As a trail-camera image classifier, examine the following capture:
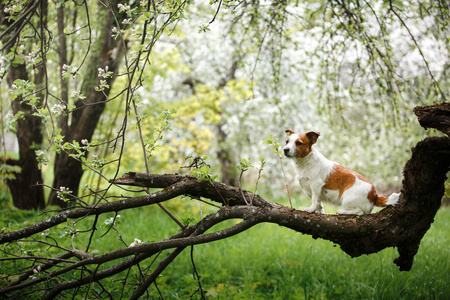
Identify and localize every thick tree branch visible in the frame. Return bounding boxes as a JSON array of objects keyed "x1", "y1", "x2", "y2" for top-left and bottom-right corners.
[
  {"x1": 1, "y1": 105, "x2": 449, "y2": 297},
  {"x1": 413, "y1": 102, "x2": 450, "y2": 136},
  {"x1": 110, "y1": 135, "x2": 450, "y2": 271}
]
